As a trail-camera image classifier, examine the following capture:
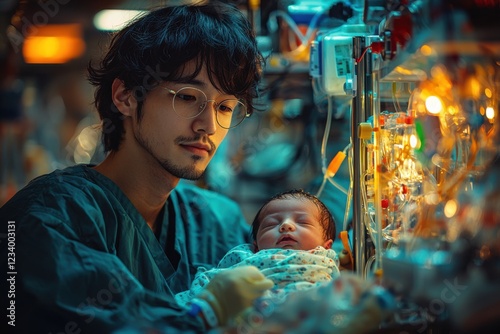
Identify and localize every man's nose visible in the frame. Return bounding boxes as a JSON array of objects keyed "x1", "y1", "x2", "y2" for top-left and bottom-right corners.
[{"x1": 194, "y1": 100, "x2": 218, "y2": 134}]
